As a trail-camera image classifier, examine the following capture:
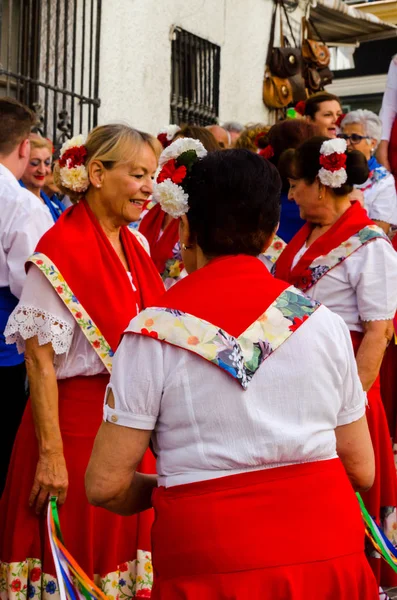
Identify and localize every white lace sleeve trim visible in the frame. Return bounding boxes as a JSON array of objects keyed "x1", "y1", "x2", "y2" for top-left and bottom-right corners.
[{"x1": 4, "y1": 305, "x2": 74, "y2": 355}]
